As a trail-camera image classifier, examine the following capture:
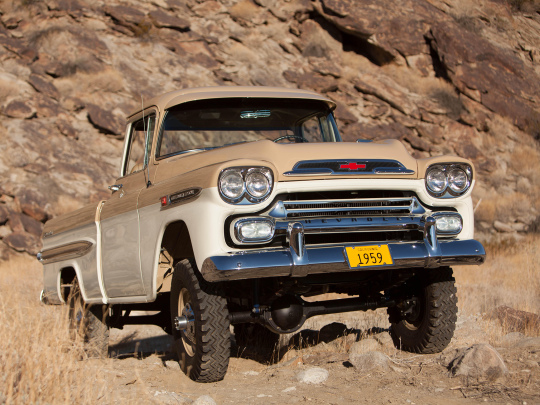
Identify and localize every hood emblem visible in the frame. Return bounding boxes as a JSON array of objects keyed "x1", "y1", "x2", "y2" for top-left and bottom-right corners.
[{"x1": 340, "y1": 162, "x2": 366, "y2": 171}]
